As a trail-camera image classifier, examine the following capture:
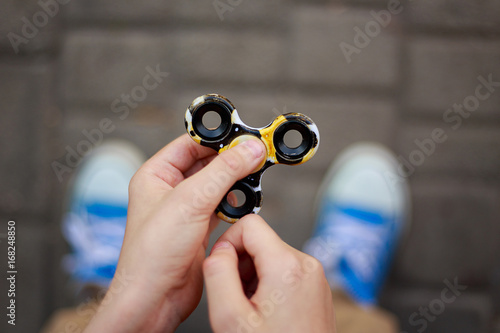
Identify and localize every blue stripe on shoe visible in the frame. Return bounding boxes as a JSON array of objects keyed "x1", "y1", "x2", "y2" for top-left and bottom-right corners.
[
  {"x1": 96, "y1": 265, "x2": 118, "y2": 279},
  {"x1": 86, "y1": 202, "x2": 128, "y2": 218},
  {"x1": 338, "y1": 206, "x2": 385, "y2": 225}
]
